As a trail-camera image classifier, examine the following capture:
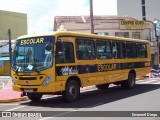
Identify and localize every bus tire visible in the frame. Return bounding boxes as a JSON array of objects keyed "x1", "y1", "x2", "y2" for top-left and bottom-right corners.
[
  {"x1": 62, "y1": 80, "x2": 80, "y2": 103},
  {"x1": 96, "y1": 83, "x2": 109, "y2": 90},
  {"x1": 121, "y1": 73, "x2": 135, "y2": 89},
  {"x1": 27, "y1": 93, "x2": 42, "y2": 102}
]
